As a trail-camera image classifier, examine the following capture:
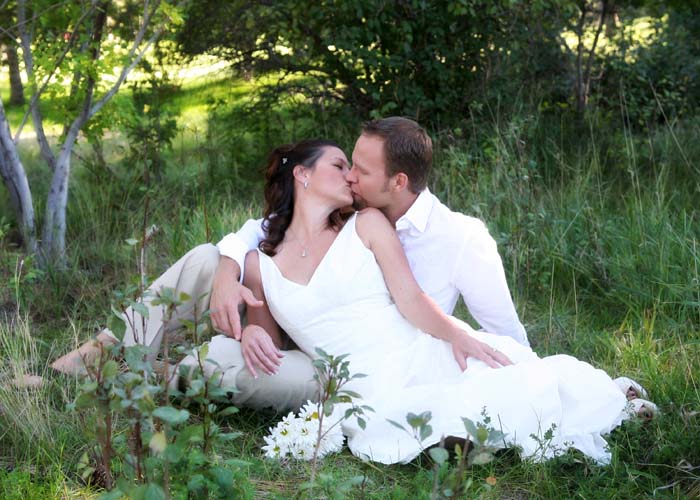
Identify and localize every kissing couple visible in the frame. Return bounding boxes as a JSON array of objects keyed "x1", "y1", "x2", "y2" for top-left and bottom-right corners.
[{"x1": 53, "y1": 117, "x2": 655, "y2": 464}]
